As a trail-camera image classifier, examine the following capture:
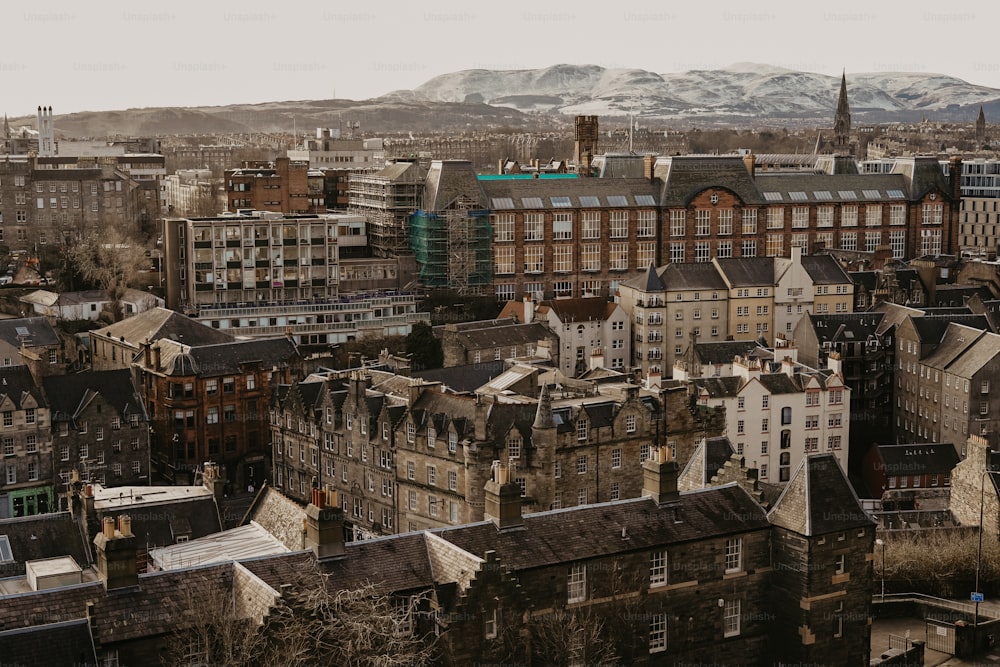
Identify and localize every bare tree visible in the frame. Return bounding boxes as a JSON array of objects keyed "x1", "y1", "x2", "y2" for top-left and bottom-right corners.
[
  {"x1": 64, "y1": 221, "x2": 148, "y2": 322},
  {"x1": 164, "y1": 563, "x2": 437, "y2": 667},
  {"x1": 528, "y1": 607, "x2": 622, "y2": 667},
  {"x1": 163, "y1": 580, "x2": 270, "y2": 667},
  {"x1": 258, "y1": 570, "x2": 438, "y2": 667}
]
